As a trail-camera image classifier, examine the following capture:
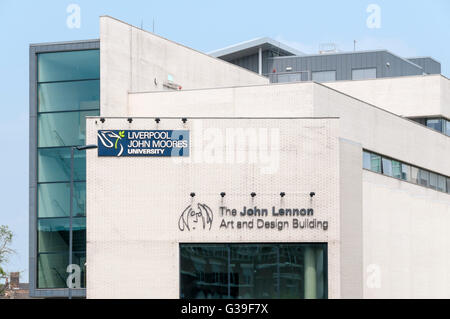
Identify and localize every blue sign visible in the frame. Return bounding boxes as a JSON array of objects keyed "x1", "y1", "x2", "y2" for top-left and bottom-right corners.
[{"x1": 97, "y1": 130, "x2": 189, "y2": 157}]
